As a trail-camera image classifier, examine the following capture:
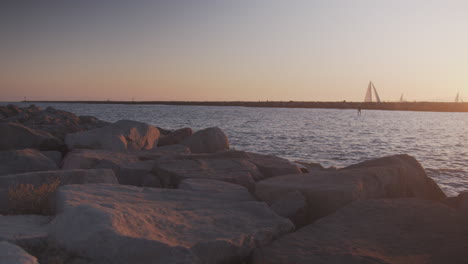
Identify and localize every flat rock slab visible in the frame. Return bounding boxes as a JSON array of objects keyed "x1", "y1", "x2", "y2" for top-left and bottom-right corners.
[
  {"x1": 153, "y1": 150, "x2": 301, "y2": 189},
  {"x1": 251, "y1": 199, "x2": 468, "y2": 264},
  {"x1": 0, "y1": 149, "x2": 57, "y2": 176},
  {"x1": 62, "y1": 149, "x2": 154, "y2": 186},
  {"x1": 178, "y1": 178, "x2": 255, "y2": 201},
  {"x1": 0, "y1": 215, "x2": 49, "y2": 246},
  {"x1": 0, "y1": 241, "x2": 38, "y2": 264},
  {"x1": 51, "y1": 184, "x2": 293, "y2": 264}
]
